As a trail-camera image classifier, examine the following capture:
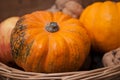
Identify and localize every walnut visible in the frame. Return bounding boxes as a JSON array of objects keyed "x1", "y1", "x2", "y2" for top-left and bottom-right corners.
[
  {"x1": 47, "y1": 0, "x2": 83, "y2": 18},
  {"x1": 47, "y1": 5, "x2": 59, "y2": 12},
  {"x1": 62, "y1": 1, "x2": 83, "y2": 18},
  {"x1": 102, "y1": 48, "x2": 120, "y2": 67},
  {"x1": 55, "y1": 0, "x2": 78, "y2": 10}
]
